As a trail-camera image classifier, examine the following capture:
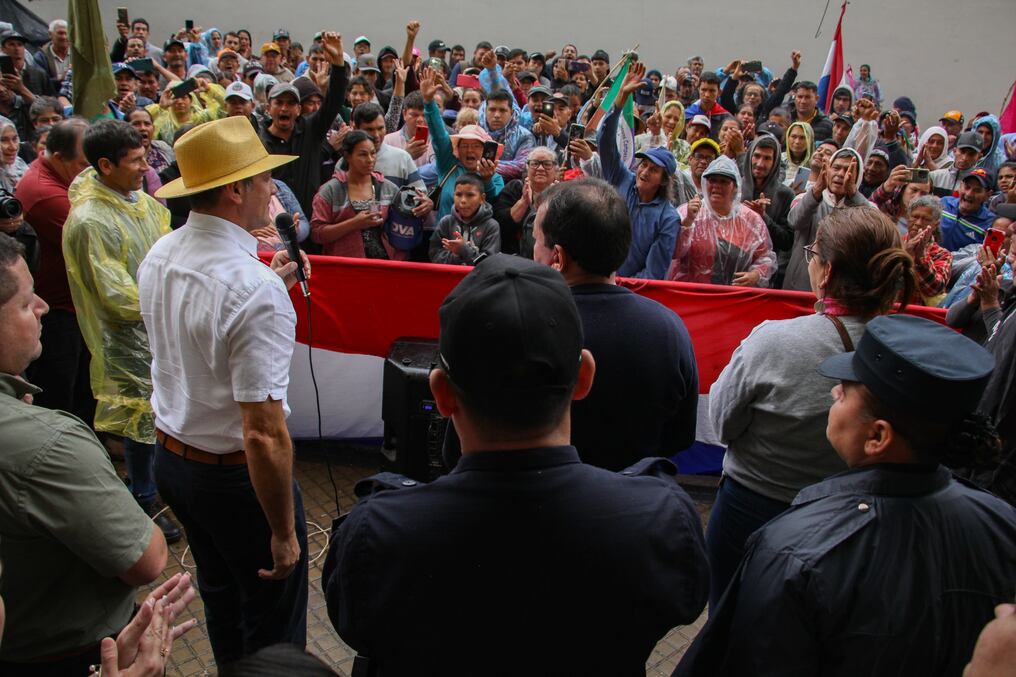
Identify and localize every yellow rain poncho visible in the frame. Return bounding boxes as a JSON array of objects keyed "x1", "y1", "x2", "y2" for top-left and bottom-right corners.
[
  {"x1": 62, "y1": 168, "x2": 171, "y2": 443},
  {"x1": 146, "y1": 83, "x2": 227, "y2": 145}
]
